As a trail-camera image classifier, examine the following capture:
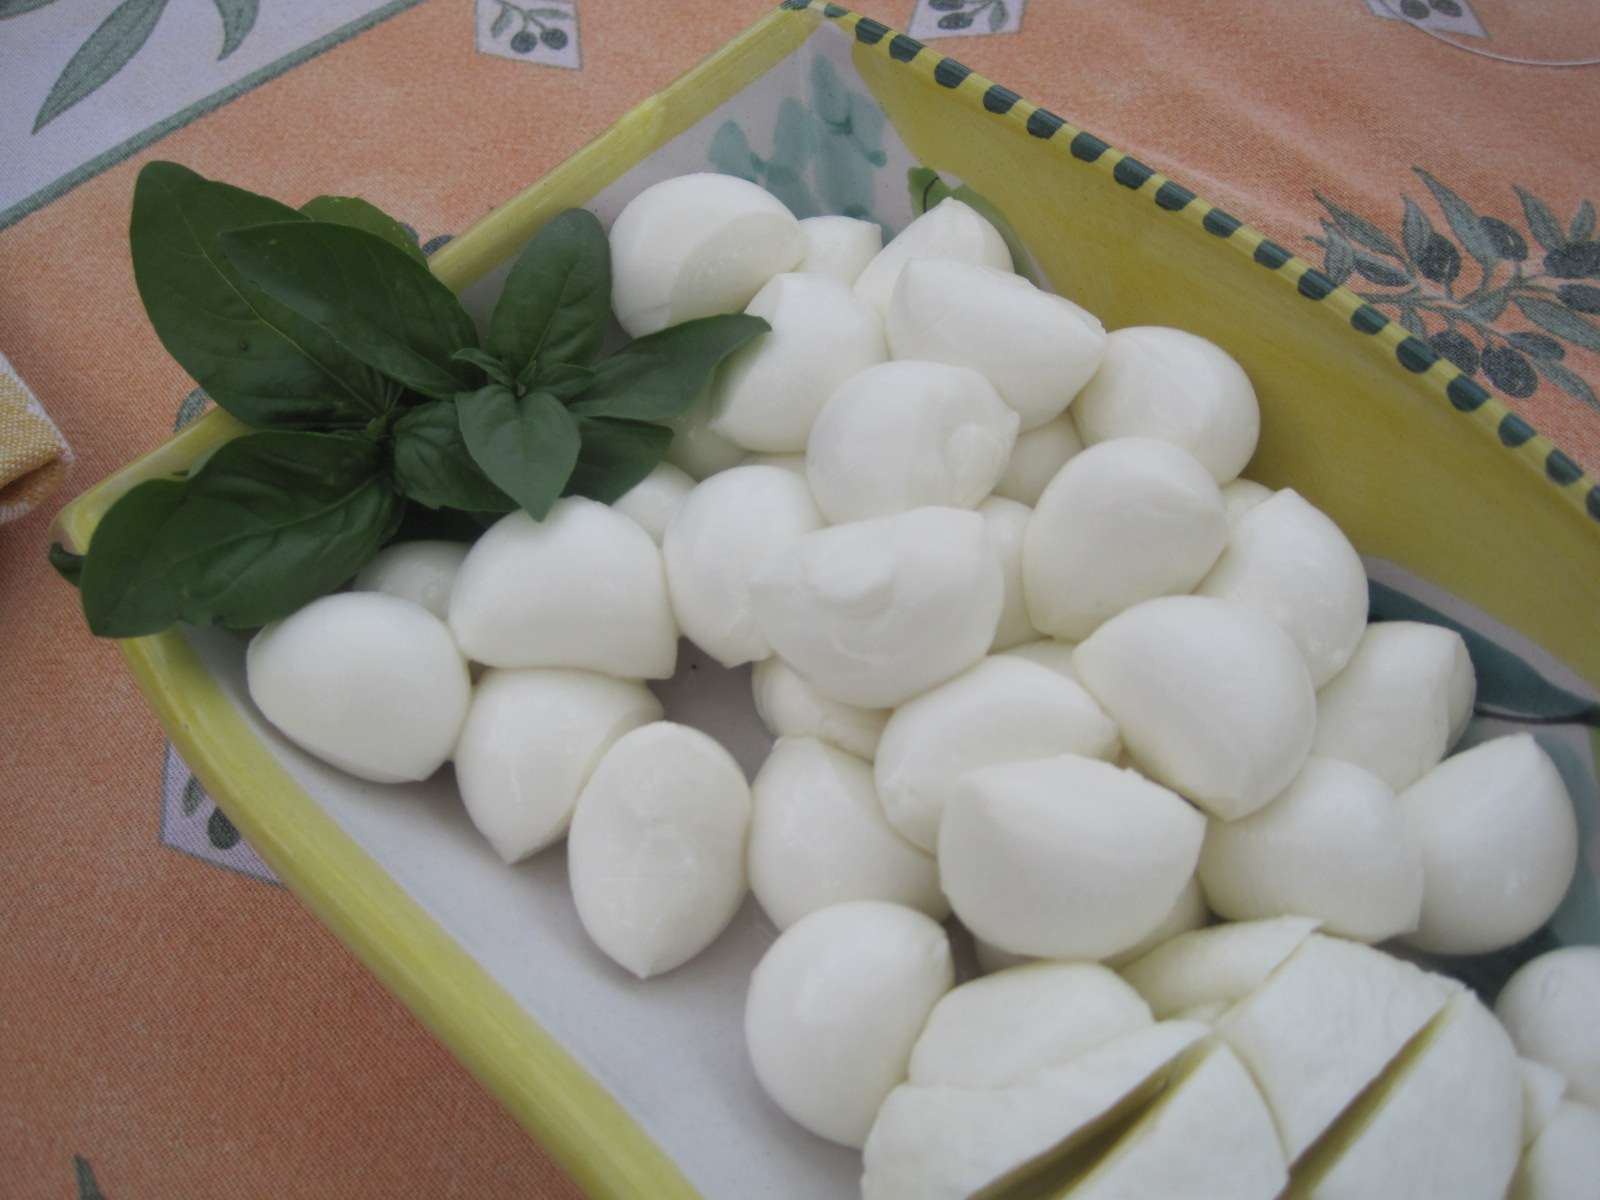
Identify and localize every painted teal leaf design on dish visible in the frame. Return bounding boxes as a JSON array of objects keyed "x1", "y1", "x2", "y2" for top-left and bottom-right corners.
[
  {"x1": 210, "y1": 0, "x2": 257, "y2": 59},
  {"x1": 33, "y1": 0, "x2": 169, "y2": 133},
  {"x1": 0, "y1": 0, "x2": 62, "y2": 18}
]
